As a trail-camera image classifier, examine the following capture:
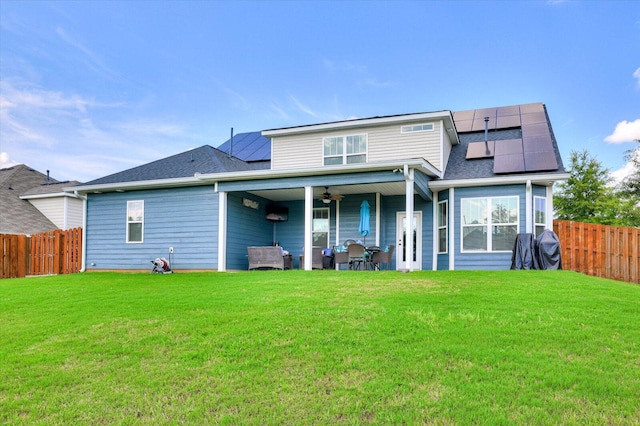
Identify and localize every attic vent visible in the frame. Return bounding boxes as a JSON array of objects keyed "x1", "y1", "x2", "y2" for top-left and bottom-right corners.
[{"x1": 401, "y1": 123, "x2": 434, "y2": 133}]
